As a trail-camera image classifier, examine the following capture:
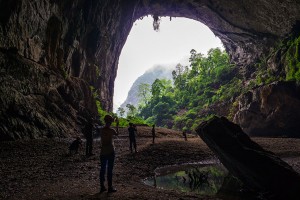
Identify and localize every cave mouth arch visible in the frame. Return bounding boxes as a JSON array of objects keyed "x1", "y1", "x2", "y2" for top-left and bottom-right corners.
[
  {"x1": 1, "y1": 0, "x2": 300, "y2": 140},
  {"x1": 114, "y1": 16, "x2": 224, "y2": 111},
  {"x1": 89, "y1": 0, "x2": 300, "y2": 113}
]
